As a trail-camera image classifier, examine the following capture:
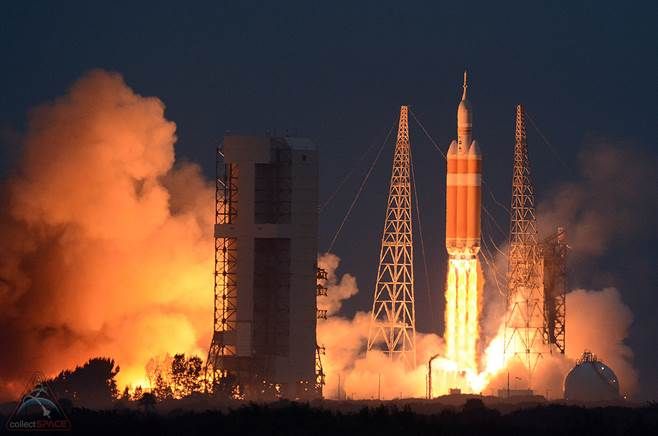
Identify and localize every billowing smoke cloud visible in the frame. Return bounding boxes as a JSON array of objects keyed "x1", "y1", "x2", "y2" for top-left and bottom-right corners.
[
  {"x1": 537, "y1": 142, "x2": 657, "y2": 264},
  {"x1": 317, "y1": 253, "x2": 358, "y2": 316},
  {"x1": 532, "y1": 142, "x2": 652, "y2": 395},
  {"x1": 0, "y1": 70, "x2": 214, "y2": 400},
  {"x1": 317, "y1": 253, "x2": 444, "y2": 399},
  {"x1": 479, "y1": 141, "x2": 653, "y2": 397},
  {"x1": 481, "y1": 286, "x2": 636, "y2": 398},
  {"x1": 565, "y1": 287, "x2": 636, "y2": 391}
]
